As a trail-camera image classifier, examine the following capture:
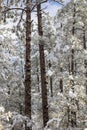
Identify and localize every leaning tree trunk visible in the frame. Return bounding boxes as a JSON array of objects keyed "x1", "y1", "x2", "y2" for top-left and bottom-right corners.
[
  {"x1": 25, "y1": 0, "x2": 32, "y2": 130},
  {"x1": 37, "y1": 3, "x2": 49, "y2": 127}
]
